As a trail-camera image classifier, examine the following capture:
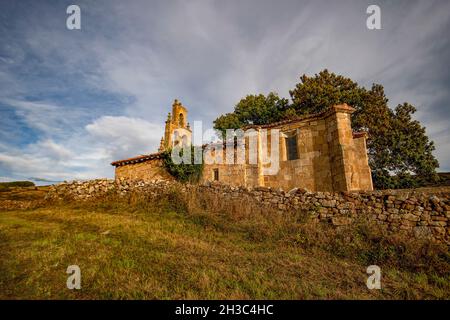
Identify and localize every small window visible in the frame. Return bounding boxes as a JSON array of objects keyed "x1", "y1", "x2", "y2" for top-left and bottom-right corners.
[
  {"x1": 179, "y1": 113, "x2": 184, "y2": 126},
  {"x1": 213, "y1": 169, "x2": 219, "y2": 181},
  {"x1": 286, "y1": 135, "x2": 298, "y2": 160}
]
